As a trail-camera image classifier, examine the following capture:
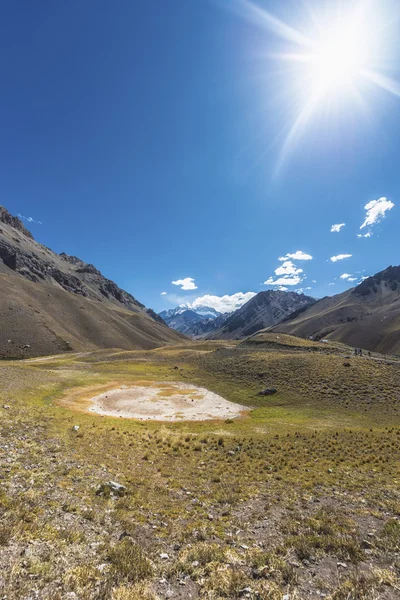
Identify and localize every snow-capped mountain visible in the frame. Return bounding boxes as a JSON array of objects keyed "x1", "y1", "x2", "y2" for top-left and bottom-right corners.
[
  {"x1": 158, "y1": 305, "x2": 223, "y2": 336},
  {"x1": 159, "y1": 305, "x2": 221, "y2": 322}
]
